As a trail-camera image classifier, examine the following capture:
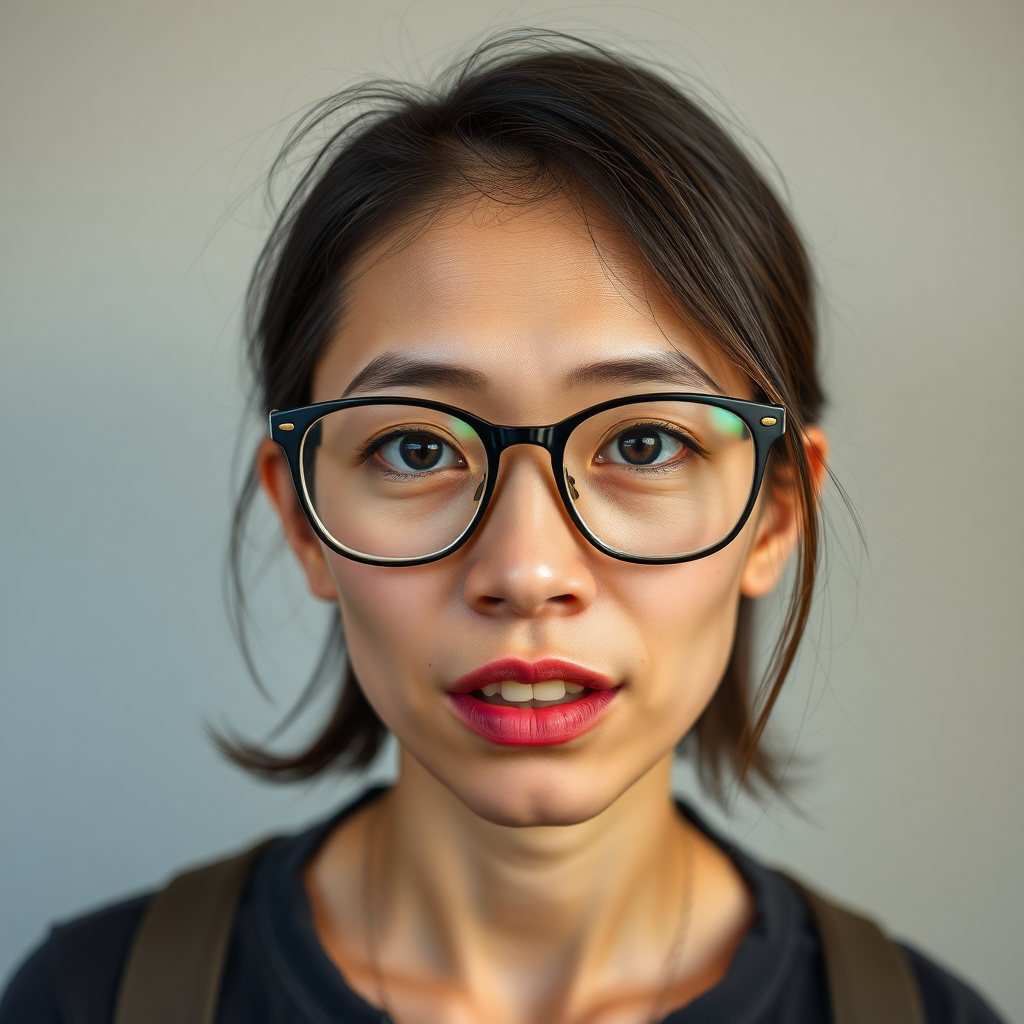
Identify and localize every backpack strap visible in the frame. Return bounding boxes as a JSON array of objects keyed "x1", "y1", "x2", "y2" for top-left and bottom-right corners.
[
  {"x1": 113, "y1": 839, "x2": 277, "y2": 1024},
  {"x1": 784, "y1": 874, "x2": 925, "y2": 1024}
]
